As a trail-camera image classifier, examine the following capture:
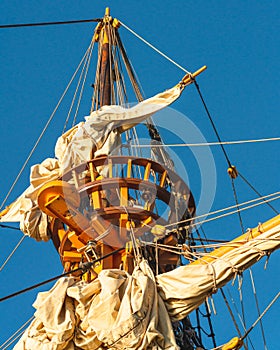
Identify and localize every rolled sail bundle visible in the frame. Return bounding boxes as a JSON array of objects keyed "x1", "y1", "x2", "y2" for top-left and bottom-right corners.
[
  {"x1": 14, "y1": 217, "x2": 280, "y2": 349},
  {"x1": 0, "y1": 83, "x2": 184, "y2": 242}
]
